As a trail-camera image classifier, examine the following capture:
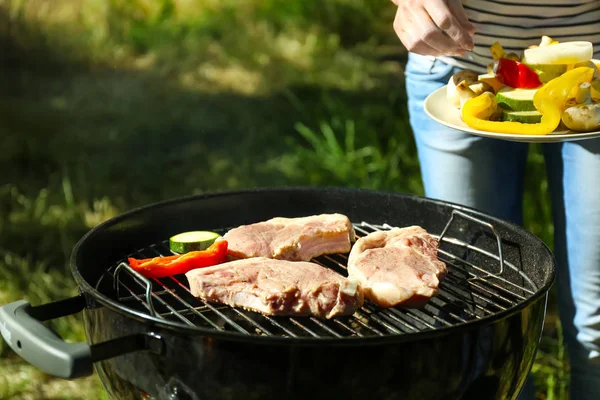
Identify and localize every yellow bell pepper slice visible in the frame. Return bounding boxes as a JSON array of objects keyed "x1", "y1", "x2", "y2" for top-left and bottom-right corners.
[
  {"x1": 461, "y1": 67, "x2": 594, "y2": 135},
  {"x1": 490, "y1": 42, "x2": 505, "y2": 61}
]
